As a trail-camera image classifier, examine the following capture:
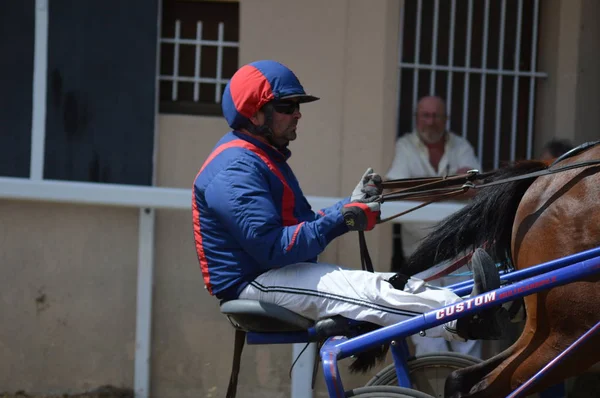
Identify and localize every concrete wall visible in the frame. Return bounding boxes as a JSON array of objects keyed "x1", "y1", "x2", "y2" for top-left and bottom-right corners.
[
  {"x1": 0, "y1": 201, "x2": 138, "y2": 393},
  {"x1": 535, "y1": 0, "x2": 600, "y2": 156}
]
